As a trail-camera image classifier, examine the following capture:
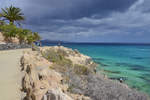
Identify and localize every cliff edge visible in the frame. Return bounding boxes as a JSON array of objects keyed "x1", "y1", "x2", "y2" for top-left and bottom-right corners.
[{"x1": 20, "y1": 46, "x2": 149, "y2": 100}]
